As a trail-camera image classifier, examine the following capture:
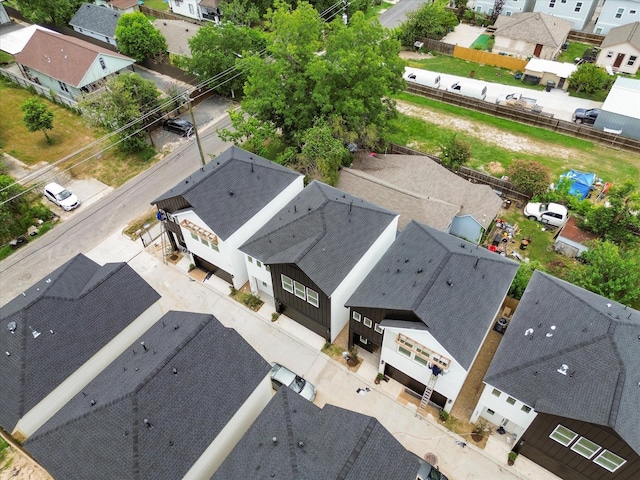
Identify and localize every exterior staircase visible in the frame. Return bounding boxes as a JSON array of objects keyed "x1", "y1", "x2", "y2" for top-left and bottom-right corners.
[{"x1": 416, "y1": 373, "x2": 438, "y2": 419}]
